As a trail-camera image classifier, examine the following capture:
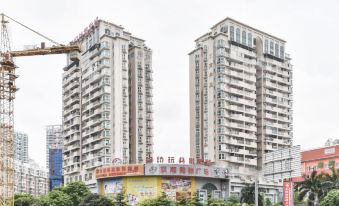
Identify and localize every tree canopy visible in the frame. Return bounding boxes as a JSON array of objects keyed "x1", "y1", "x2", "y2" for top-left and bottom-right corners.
[{"x1": 79, "y1": 193, "x2": 113, "y2": 206}]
